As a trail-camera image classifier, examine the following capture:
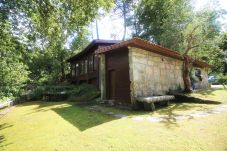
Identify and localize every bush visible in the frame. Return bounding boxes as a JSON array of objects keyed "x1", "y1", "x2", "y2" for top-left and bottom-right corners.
[
  {"x1": 29, "y1": 86, "x2": 46, "y2": 100},
  {"x1": 68, "y1": 89, "x2": 101, "y2": 102},
  {"x1": 29, "y1": 84, "x2": 100, "y2": 102},
  {"x1": 217, "y1": 74, "x2": 227, "y2": 83},
  {"x1": 0, "y1": 96, "x2": 13, "y2": 103},
  {"x1": 0, "y1": 61, "x2": 29, "y2": 101},
  {"x1": 217, "y1": 74, "x2": 227, "y2": 88}
]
